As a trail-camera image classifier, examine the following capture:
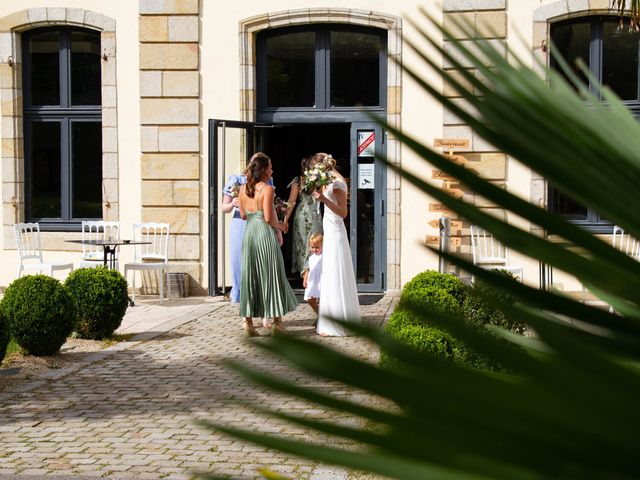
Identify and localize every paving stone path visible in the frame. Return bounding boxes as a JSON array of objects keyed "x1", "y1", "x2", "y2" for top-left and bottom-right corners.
[{"x1": 0, "y1": 296, "x2": 396, "y2": 479}]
